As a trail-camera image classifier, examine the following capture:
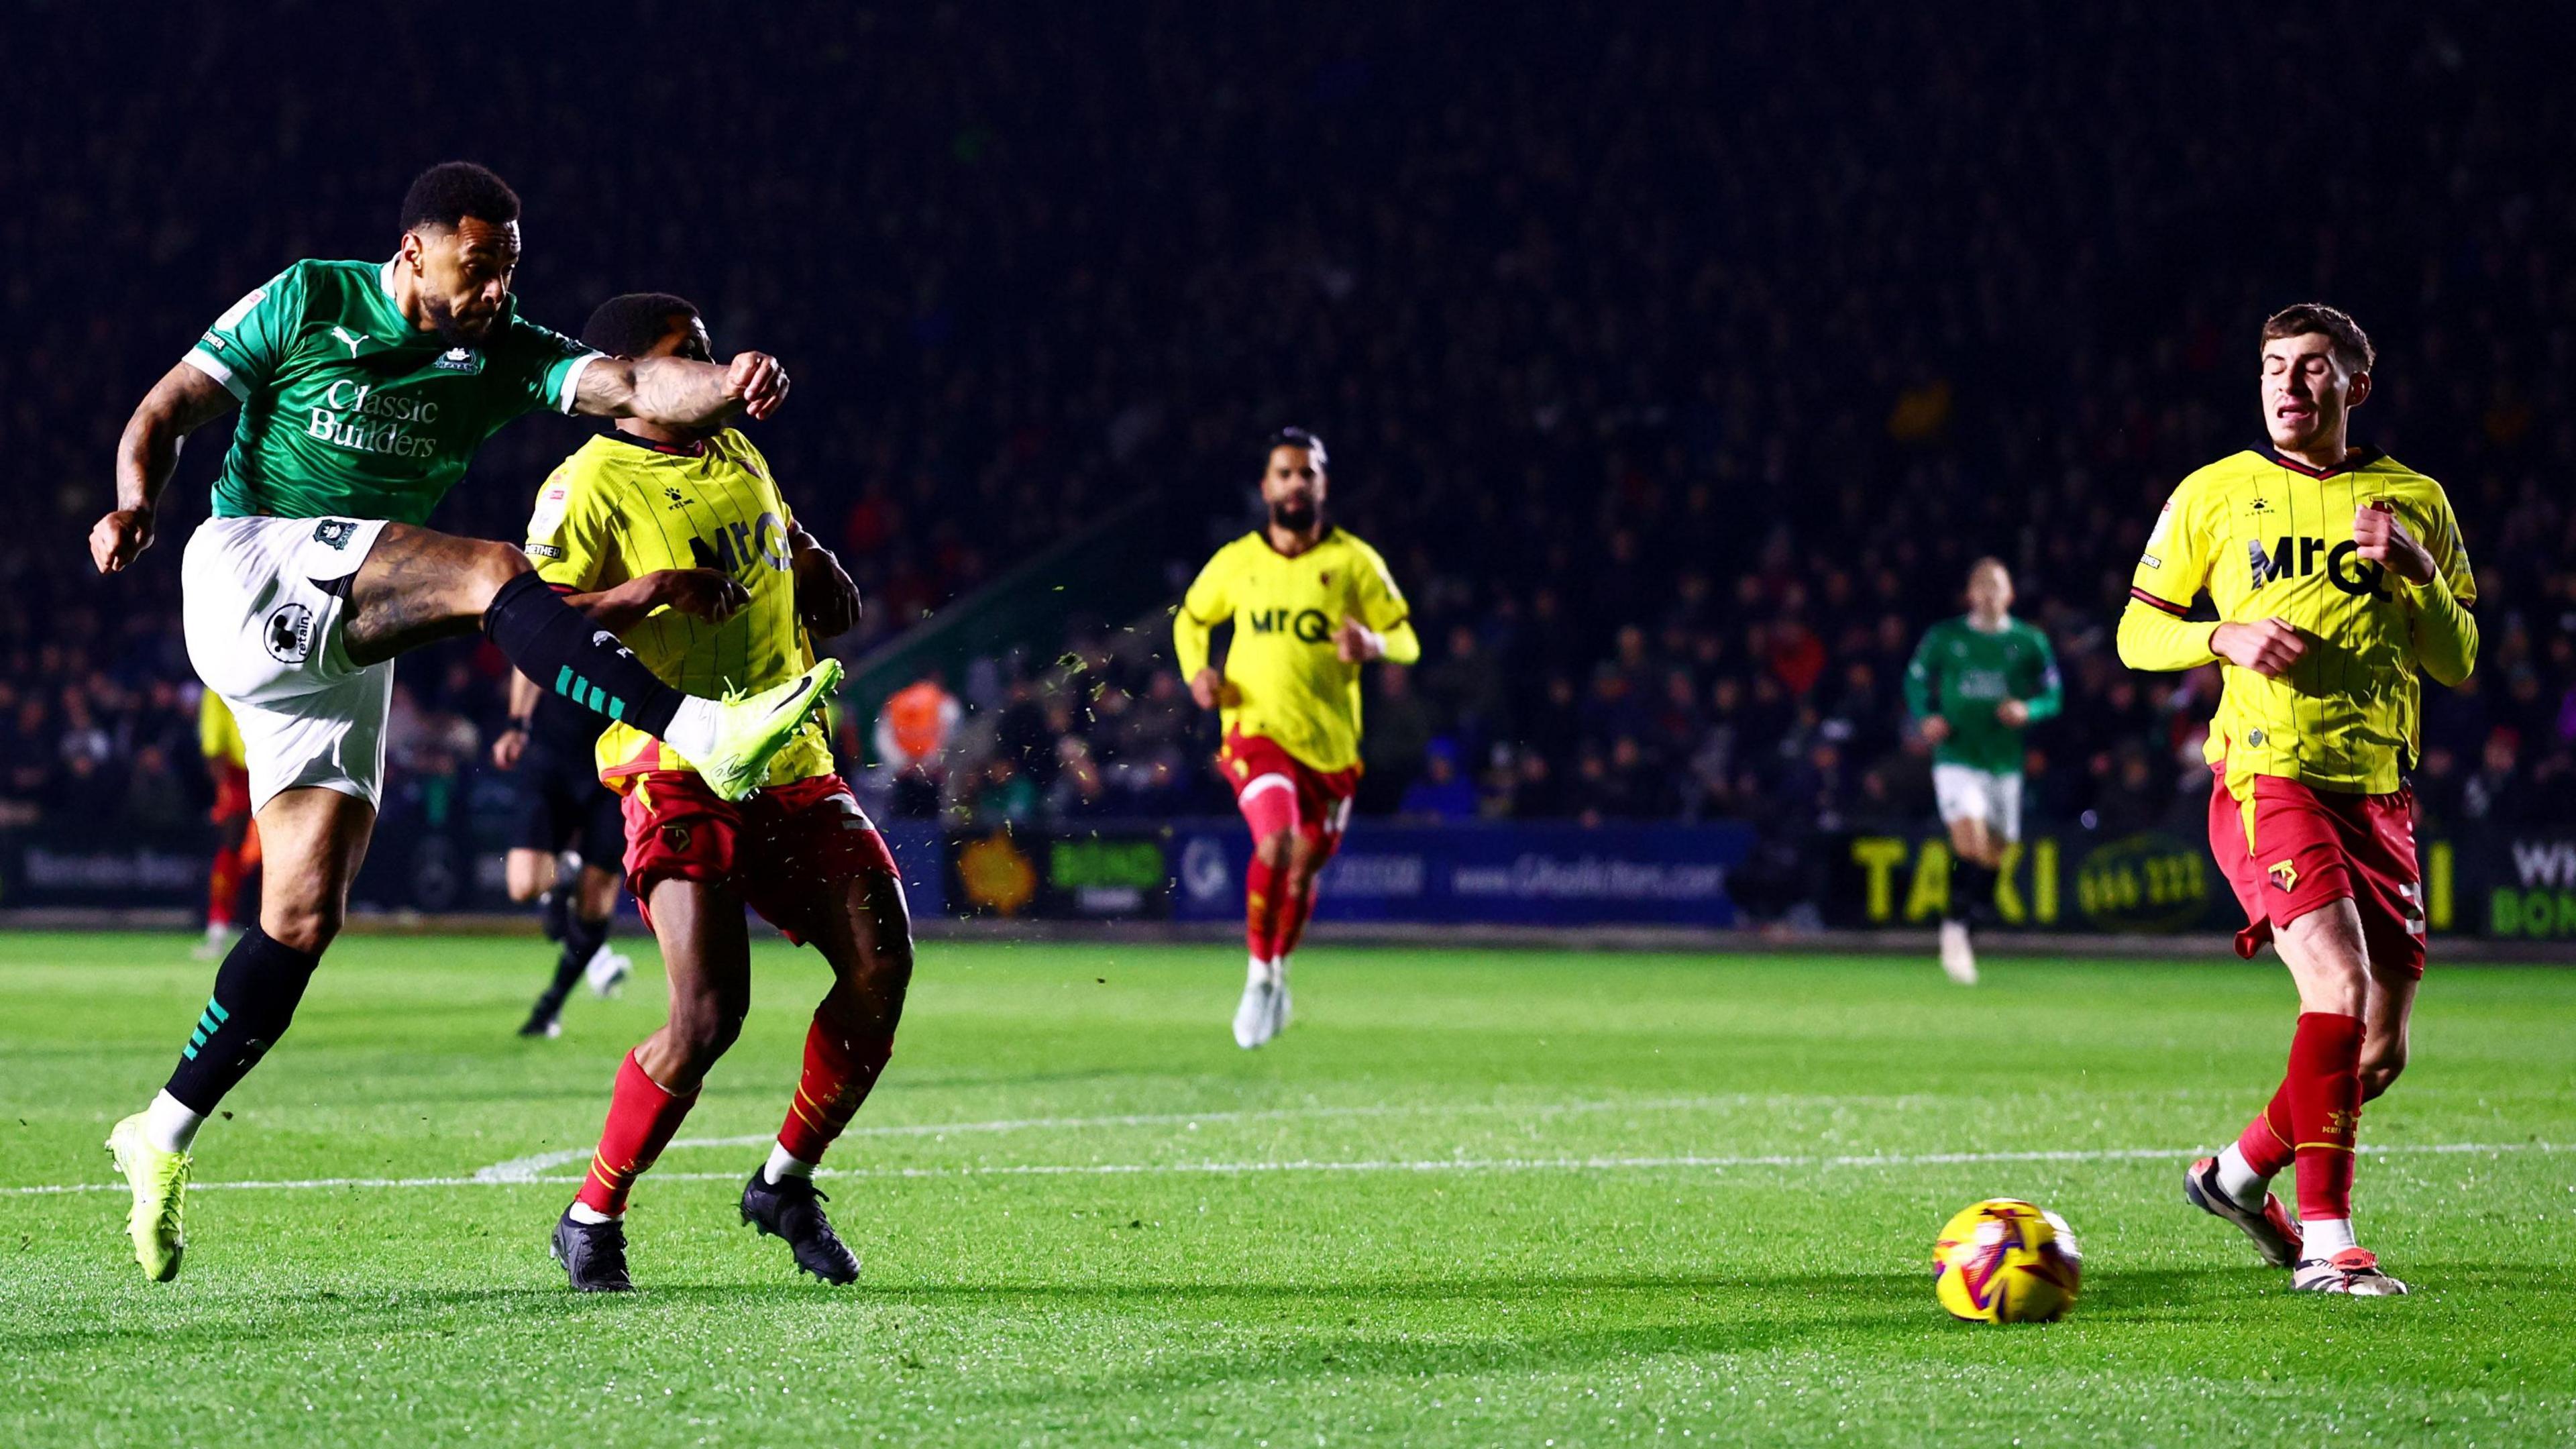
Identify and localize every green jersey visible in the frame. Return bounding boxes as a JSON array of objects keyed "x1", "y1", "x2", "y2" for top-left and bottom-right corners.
[
  {"x1": 1902, "y1": 615, "x2": 2061, "y2": 774},
  {"x1": 183, "y1": 259, "x2": 598, "y2": 526}
]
